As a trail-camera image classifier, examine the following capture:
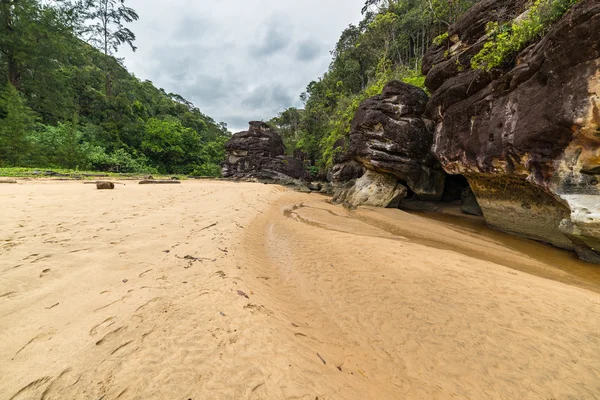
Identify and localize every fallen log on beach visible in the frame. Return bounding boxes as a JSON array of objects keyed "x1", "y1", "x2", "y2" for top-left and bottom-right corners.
[
  {"x1": 139, "y1": 180, "x2": 181, "y2": 185},
  {"x1": 84, "y1": 181, "x2": 125, "y2": 185}
]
